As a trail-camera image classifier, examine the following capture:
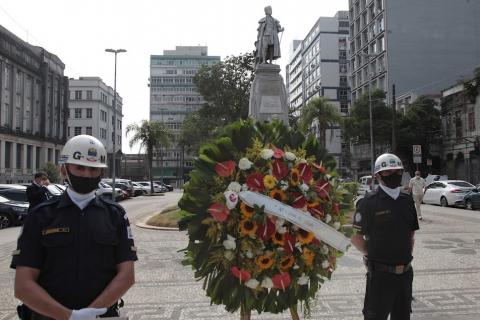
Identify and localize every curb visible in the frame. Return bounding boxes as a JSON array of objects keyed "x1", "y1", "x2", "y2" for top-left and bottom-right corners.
[{"x1": 135, "y1": 203, "x2": 180, "y2": 231}]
